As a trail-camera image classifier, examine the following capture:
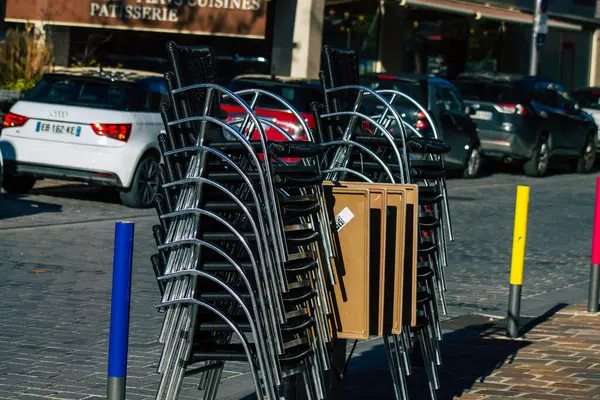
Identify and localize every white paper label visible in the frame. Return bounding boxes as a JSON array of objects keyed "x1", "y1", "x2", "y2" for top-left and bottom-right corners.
[{"x1": 333, "y1": 207, "x2": 355, "y2": 232}]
